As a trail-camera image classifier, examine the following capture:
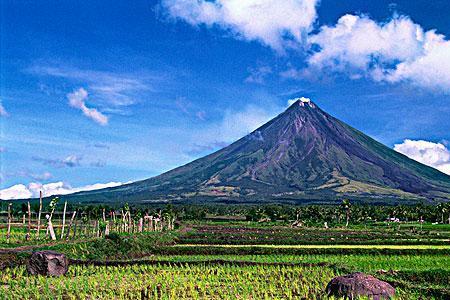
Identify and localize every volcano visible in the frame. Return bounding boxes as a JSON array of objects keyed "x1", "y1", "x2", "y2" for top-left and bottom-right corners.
[{"x1": 73, "y1": 99, "x2": 450, "y2": 204}]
